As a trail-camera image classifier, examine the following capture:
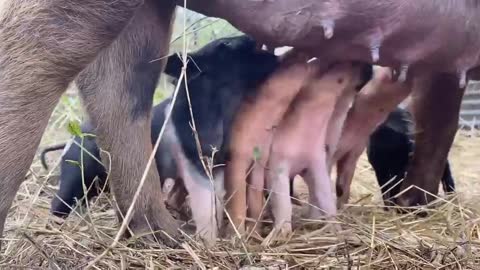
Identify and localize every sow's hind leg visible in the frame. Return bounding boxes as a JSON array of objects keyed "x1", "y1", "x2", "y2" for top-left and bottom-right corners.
[
  {"x1": 76, "y1": 0, "x2": 180, "y2": 245},
  {"x1": 396, "y1": 73, "x2": 464, "y2": 207},
  {"x1": 0, "y1": 0, "x2": 142, "y2": 247}
]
